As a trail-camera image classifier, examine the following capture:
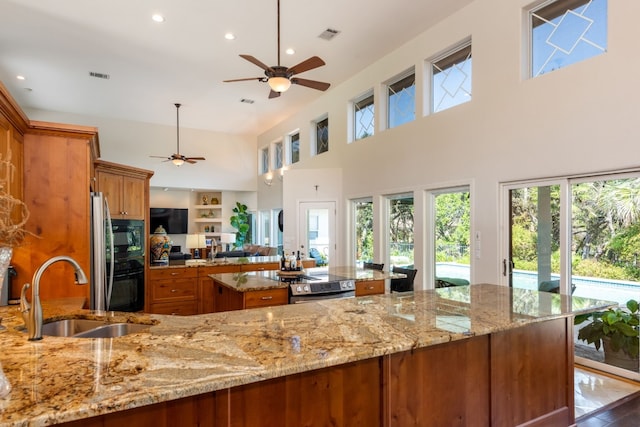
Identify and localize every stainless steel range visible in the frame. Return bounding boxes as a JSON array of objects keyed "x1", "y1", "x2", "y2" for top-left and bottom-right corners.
[{"x1": 288, "y1": 273, "x2": 355, "y2": 304}]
